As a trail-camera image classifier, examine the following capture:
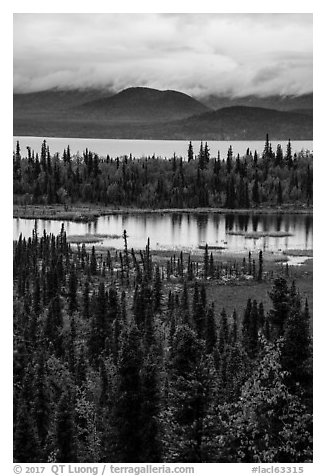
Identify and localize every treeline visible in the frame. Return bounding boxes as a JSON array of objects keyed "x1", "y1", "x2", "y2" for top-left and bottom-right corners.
[
  {"x1": 13, "y1": 136, "x2": 313, "y2": 208},
  {"x1": 13, "y1": 227, "x2": 312, "y2": 463}
]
